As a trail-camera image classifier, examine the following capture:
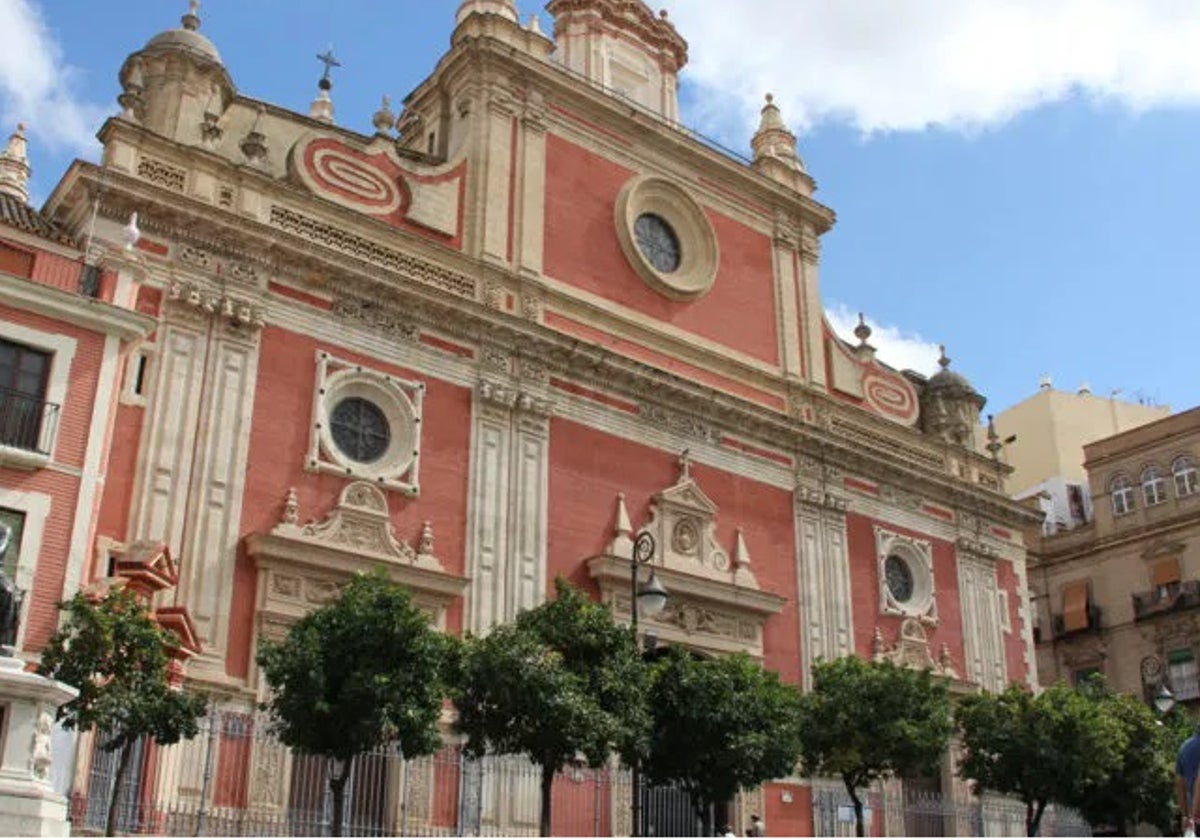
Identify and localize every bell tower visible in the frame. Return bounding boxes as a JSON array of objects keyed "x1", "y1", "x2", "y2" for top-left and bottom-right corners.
[{"x1": 547, "y1": 0, "x2": 688, "y2": 121}]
